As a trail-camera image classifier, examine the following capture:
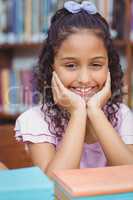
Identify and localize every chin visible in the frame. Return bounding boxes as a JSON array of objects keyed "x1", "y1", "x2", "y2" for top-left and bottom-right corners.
[
  {"x1": 77, "y1": 93, "x2": 95, "y2": 103},
  {"x1": 81, "y1": 95, "x2": 92, "y2": 103}
]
